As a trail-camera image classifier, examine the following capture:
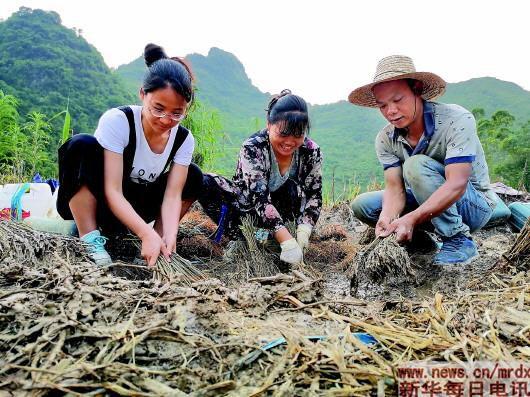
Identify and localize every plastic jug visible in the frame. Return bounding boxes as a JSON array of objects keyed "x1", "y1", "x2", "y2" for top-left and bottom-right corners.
[
  {"x1": 47, "y1": 187, "x2": 61, "y2": 219},
  {"x1": 0, "y1": 183, "x2": 54, "y2": 220}
]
